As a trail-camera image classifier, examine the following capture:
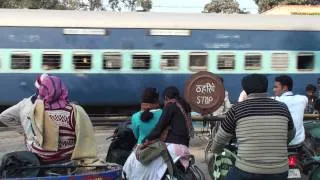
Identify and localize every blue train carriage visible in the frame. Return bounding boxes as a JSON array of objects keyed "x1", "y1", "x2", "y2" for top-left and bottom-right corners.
[{"x1": 0, "y1": 9, "x2": 319, "y2": 112}]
